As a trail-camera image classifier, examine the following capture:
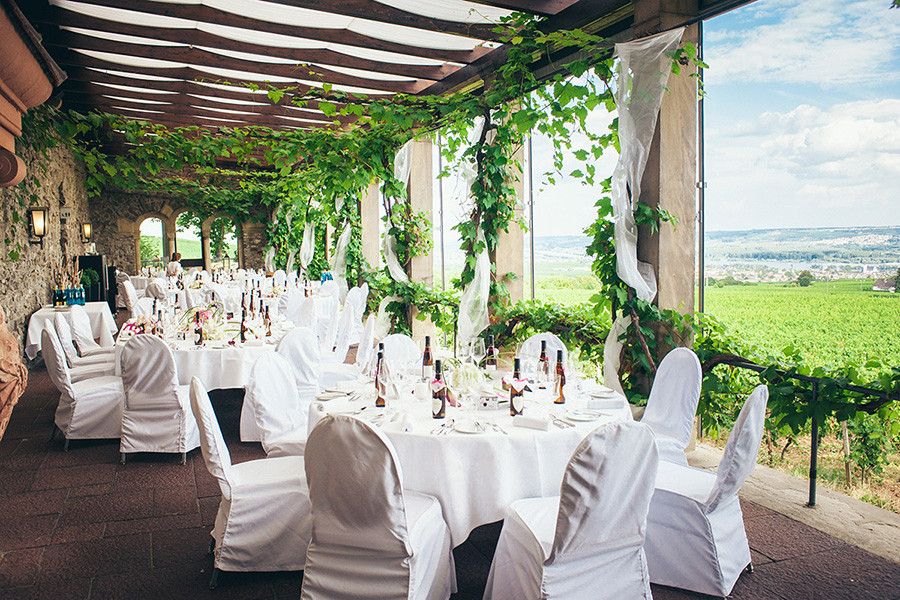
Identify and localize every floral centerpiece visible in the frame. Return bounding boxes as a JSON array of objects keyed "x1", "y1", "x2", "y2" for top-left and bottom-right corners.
[
  {"x1": 447, "y1": 362, "x2": 486, "y2": 397},
  {"x1": 177, "y1": 302, "x2": 226, "y2": 340},
  {"x1": 122, "y1": 315, "x2": 154, "y2": 335}
]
